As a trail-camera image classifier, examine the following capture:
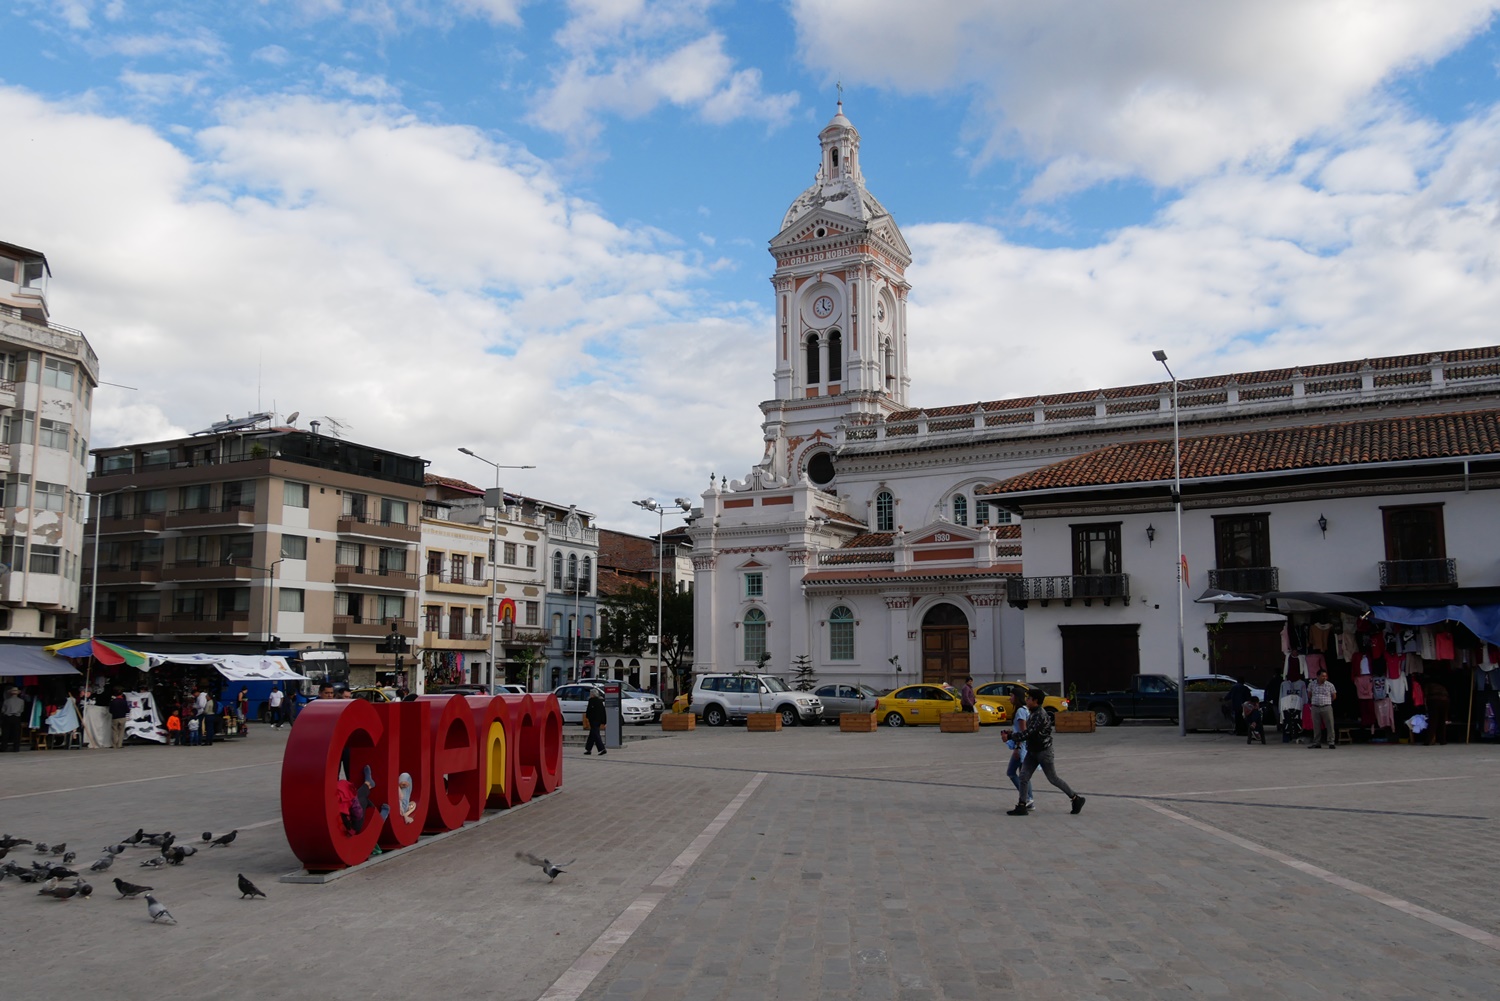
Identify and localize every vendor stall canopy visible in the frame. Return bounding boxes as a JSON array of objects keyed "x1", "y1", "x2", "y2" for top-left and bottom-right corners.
[
  {"x1": 0, "y1": 644, "x2": 81, "y2": 677},
  {"x1": 44, "y1": 637, "x2": 151, "y2": 668}
]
